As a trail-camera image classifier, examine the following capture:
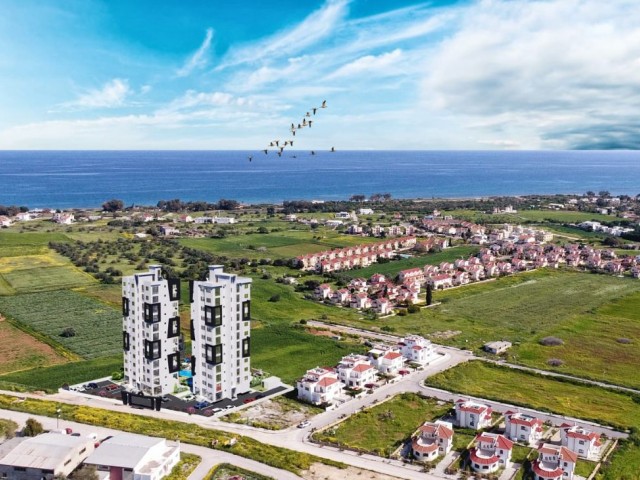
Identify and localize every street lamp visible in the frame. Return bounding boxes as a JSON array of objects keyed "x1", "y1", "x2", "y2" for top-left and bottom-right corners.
[{"x1": 56, "y1": 407, "x2": 61, "y2": 429}]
